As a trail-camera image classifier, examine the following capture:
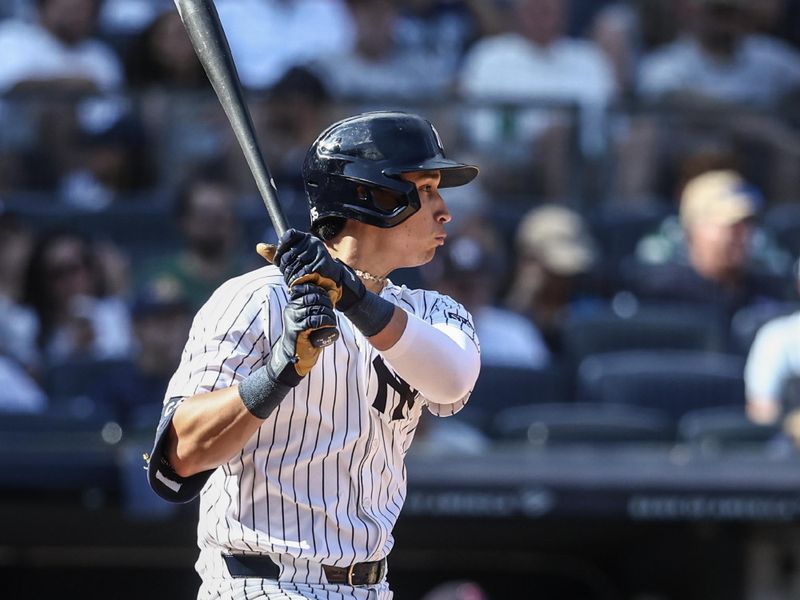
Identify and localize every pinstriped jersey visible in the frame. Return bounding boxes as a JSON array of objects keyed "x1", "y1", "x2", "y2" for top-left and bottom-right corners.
[{"x1": 163, "y1": 264, "x2": 480, "y2": 570}]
